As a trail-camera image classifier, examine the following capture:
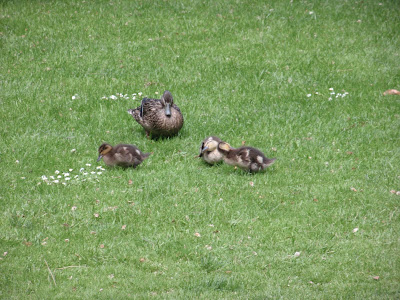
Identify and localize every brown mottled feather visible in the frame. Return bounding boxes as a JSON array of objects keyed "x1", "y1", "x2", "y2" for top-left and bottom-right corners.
[
  {"x1": 127, "y1": 90, "x2": 183, "y2": 137},
  {"x1": 218, "y1": 142, "x2": 276, "y2": 173},
  {"x1": 97, "y1": 143, "x2": 150, "y2": 168}
]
